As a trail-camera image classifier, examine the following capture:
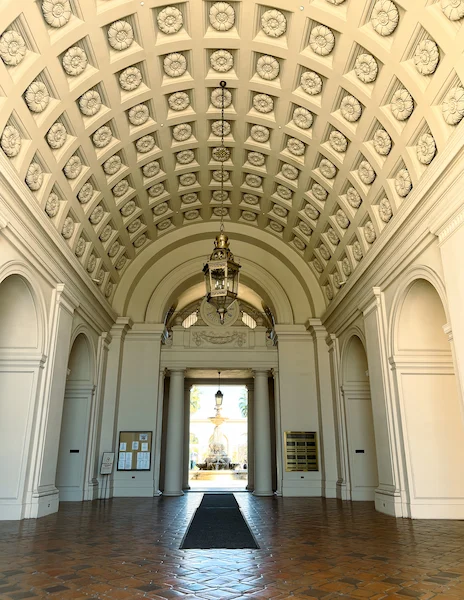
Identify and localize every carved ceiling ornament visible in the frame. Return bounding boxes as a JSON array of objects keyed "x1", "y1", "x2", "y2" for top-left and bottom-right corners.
[
  {"x1": 373, "y1": 129, "x2": 392, "y2": 155},
  {"x1": 128, "y1": 104, "x2": 149, "y2": 126},
  {"x1": 92, "y1": 126, "x2": 112, "y2": 148},
  {"x1": 329, "y1": 130, "x2": 347, "y2": 153},
  {"x1": 301, "y1": 71, "x2": 323, "y2": 95},
  {"x1": 115, "y1": 256, "x2": 127, "y2": 270},
  {"x1": 212, "y1": 170, "x2": 228, "y2": 182},
  {"x1": 314, "y1": 259, "x2": 323, "y2": 273},
  {"x1": 261, "y1": 9, "x2": 287, "y2": 38},
  {"x1": 180, "y1": 172, "x2": 196, "y2": 186},
  {"x1": 185, "y1": 209, "x2": 200, "y2": 220},
  {"x1": 287, "y1": 138, "x2": 305, "y2": 156},
  {"x1": 277, "y1": 185, "x2": 292, "y2": 200},
  {"x1": 173, "y1": 122, "x2": 192, "y2": 141},
  {"x1": 157, "y1": 219, "x2": 171, "y2": 231},
  {"x1": 245, "y1": 173, "x2": 262, "y2": 188},
  {"x1": 273, "y1": 204, "x2": 288, "y2": 218},
  {"x1": 327, "y1": 227, "x2": 339, "y2": 245},
  {"x1": 177, "y1": 149, "x2": 195, "y2": 164},
  {"x1": 364, "y1": 220, "x2": 377, "y2": 243},
  {"x1": 299, "y1": 221, "x2": 312, "y2": 236},
  {"x1": 169, "y1": 91, "x2": 190, "y2": 111},
  {"x1": 100, "y1": 224, "x2": 112, "y2": 242},
  {"x1": 153, "y1": 202, "x2": 168, "y2": 216},
  {"x1": 354, "y1": 53, "x2": 378, "y2": 83},
  {"x1": 105, "y1": 282, "x2": 113, "y2": 298},
  {"x1": 293, "y1": 237, "x2": 306, "y2": 251},
  {"x1": 26, "y1": 162, "x2": 43, "y2": 191},
  {"x1": 1, "y1": 125, "x2": 21, "y2": 157},
  {"x1": 62, "y1": 46, "x2": 87, "y2": 76},
  {"x1": 211, "y1": 120, "x2": 231, "y2": 137},
  {"x1": 212, "y1": 190, "x2": 228, "y2": 202},
  {"x1": 248, "y1": 151, "x2": 265, "y2": 166},
  {"x1": 210, "y1": 49, "x2": 233, "y2": 73},
  {"x1": 250, "y1": 124, "x2": 270, "y2": 143},
  {"x1": 78, "y1": 182, "x2": 93, "y2": 203},
  {"x1": 193, "y1": 330, "x2": 246, "y2": 347},
  {"x1": 312, "y1": 183, "x2": 328, "y2": 201},
  {"x1": 441, "y1": 0, "x2": 464, "y2": 21},
  {"x1": 371, "y1": 0, "x2": 399, "y2": 36},
  {"x1": 119, "y1": 66, "x2": 142, "y2": 90},
  {"x1": 305, "y1": 204, "x2": 320, "y2": 220},
  {"x1": 346, "y1": 187, "x2": 362, "y2": 208},
  {"x1": 336, "y1": 209, "x2": 350, "y2": 229},
  {"x1": 256, "y1": 55, "x2": 280, "y2": 81},
  {"x1": 0, "y1": 30, "x2": 27, "y2": 66},
  {"x1": 113, "y1": 179, "x2": 129, "y2": 197},
  {"x1": 253, "y1": 93, "x2": 274, "y2": 114},
  {"x1": 142, "y1": 161, "x2": 160, "y2": 178},
  {"x1": 109, "y1": 241, "x2": 120, "y2": 257},
  {"x1": 148, "y1": 182, "x2": 165, "y2": 197},
  {"x1": 358, "y1": 160, "x2": 376, "y2": 184},
  {"x1": 333, "y1": 272, "x2": 342, "y2": 289},
  {"x1": 75, "y1": 237, "x2": 86, "y2": 257},
  {"x1": 293, "y1": 107, "x2": 313, "y2": 129},
  {"x1": 325, "y1": 284, "x2": 334, "y2": 300},
  {"x1": 45, "y1": 192, "x2": 59, "y2": 217},
  {"x1": 136, "y1": 135, "x2": 155, "y2": 153},
  {"x1": 134, "y1": 233, "x2": 148, "y2": 247},
  {"x1": 212, "y1": 146, "x2": 230, "y2": 162},
  {"x1": 164, "y1": 53, "x2": 187, "y2": 78},
  {"x1": 182, "y1": 193, "x2": 198, "y2": 204},
  {"x1": 379, "y1": 197, "x2": 393, "y2": 222},
  {"x1": 211, "y1": 87, "x2": 232, "y2": 108},
  {"x1": 242, "y1": 210, "x2": 257, "y2": 221},
  {"x1": 319, "y1": 244, "x2": 330, "y2": 260},
  {"x1": 281, "y1": 163, "x2": 299, "y2": 180},
  {"x1": 243, "y1": 194, "x2": 259, "y2": 205},
  {"x1": 442, "y1": 86, "x2": 464, "y2": 125},
  {"x1": 209, "y1": 2, "x2": 235, "y2": 32},
  {"x1": 62, "y1": 216, "x2": 74, "y2": 239},
  {"x1": 270, "y1": 220, "x2": 284, "y2": 233},
  {"x1": 319, "y1": 158, "x2": 337, "y2": 179},
  {"x1": 157, "y1": 6, "x2": 183, "y2": 34},
  {"x1": 79, "y1": 90, "x2": 102, "y2": 116},
  {"x1": 42, "y1": 0, "x2": 72, "y2": 28},
  {"x1": 47, "y1": 122, "x2": 67, "y2": 149},
  {"x1": 340, "y1": 95, "x2": 362, "y2": 122},
  {"x1": 25, "y1": 81, "x2": 50, "y2": 113},
  {"x1": 90, "y1": 205, "x2": 104, "y2": 225},
  {"x1": 103, "y1": 155, "x2": 122, "y2": 175},
  {"x1": 120, "y1": 200, "x2": 136, "y2": 216},
  {"x1": 64, "y1": 155, "x2": 82, "y2": 179},
  {"x1": 309, "y1": 25, "x2": 335, "y2": 56},
  {"x1": 416, "y1": 133, "x2": 436, "y2": 165},
  {"x1": 391, "y1": 88, "x2": 414, "y2": 121},
  {"x1": 395, "y1": 168, "x2": 412, "y2": 197},
  {"x1": 342, "y1": 257, "x2": 352, "y2": 276},
  {"x1": 107, "y1": 20, "x2": 134, "y2": 51},
  {"x1": 353, "y1": 240, "x2": 363, "y2": 261},
  {"x1": 414, "y1": 39, "x2": 439, "y2": 75}
]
